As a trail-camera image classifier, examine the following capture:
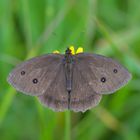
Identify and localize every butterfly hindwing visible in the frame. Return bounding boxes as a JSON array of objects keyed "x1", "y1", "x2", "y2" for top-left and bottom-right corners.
[
  {"x1": 37, "y1": 63, "x2": 68, "y2": 111},
  {"x1": 70, "y1": 63, "x2": 102, "y2": 112}
]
